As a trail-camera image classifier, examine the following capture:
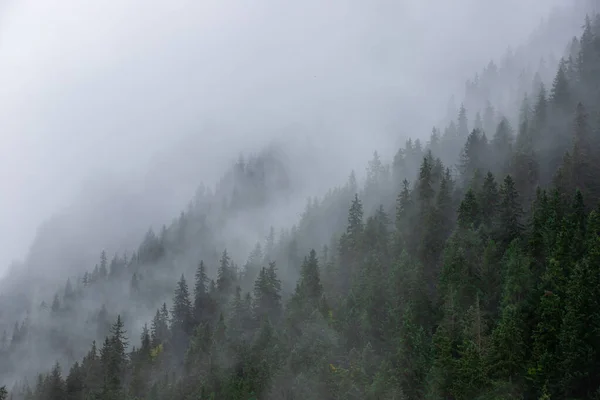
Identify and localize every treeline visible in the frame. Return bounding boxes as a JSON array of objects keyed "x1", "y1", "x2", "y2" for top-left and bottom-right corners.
[
  {"x1": 0, "y1": 146, "x2": 297, "y2": 386},
  {"x1": 4, "y1": 11, "x2": 600, "y2": 400}
]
